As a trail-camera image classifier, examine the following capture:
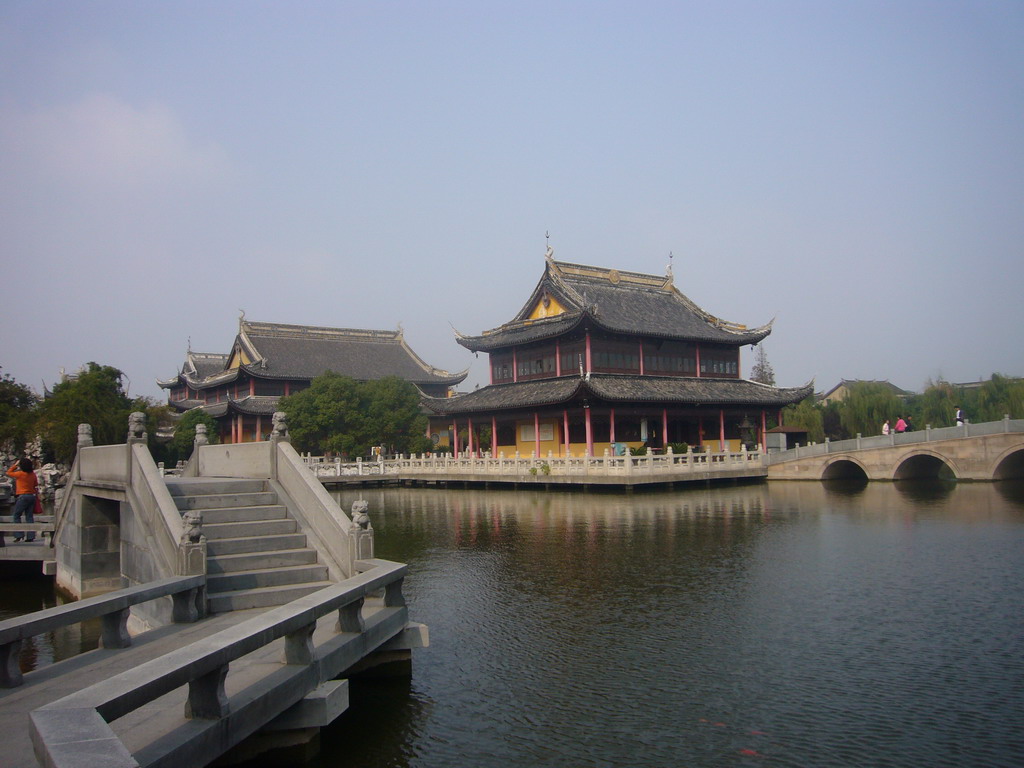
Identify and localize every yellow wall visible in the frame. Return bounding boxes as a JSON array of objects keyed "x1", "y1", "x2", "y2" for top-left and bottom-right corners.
[{"x1": 527, "y1": 294, "x2": 567, "y2": 320}]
